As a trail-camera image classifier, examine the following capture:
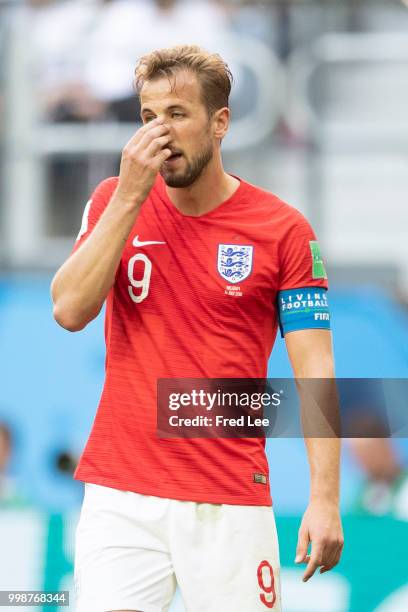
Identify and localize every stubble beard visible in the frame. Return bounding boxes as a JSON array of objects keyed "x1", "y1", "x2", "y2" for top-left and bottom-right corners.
[{"x1": 160, "y1": 141, "x2": 214, "y2": 188}]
